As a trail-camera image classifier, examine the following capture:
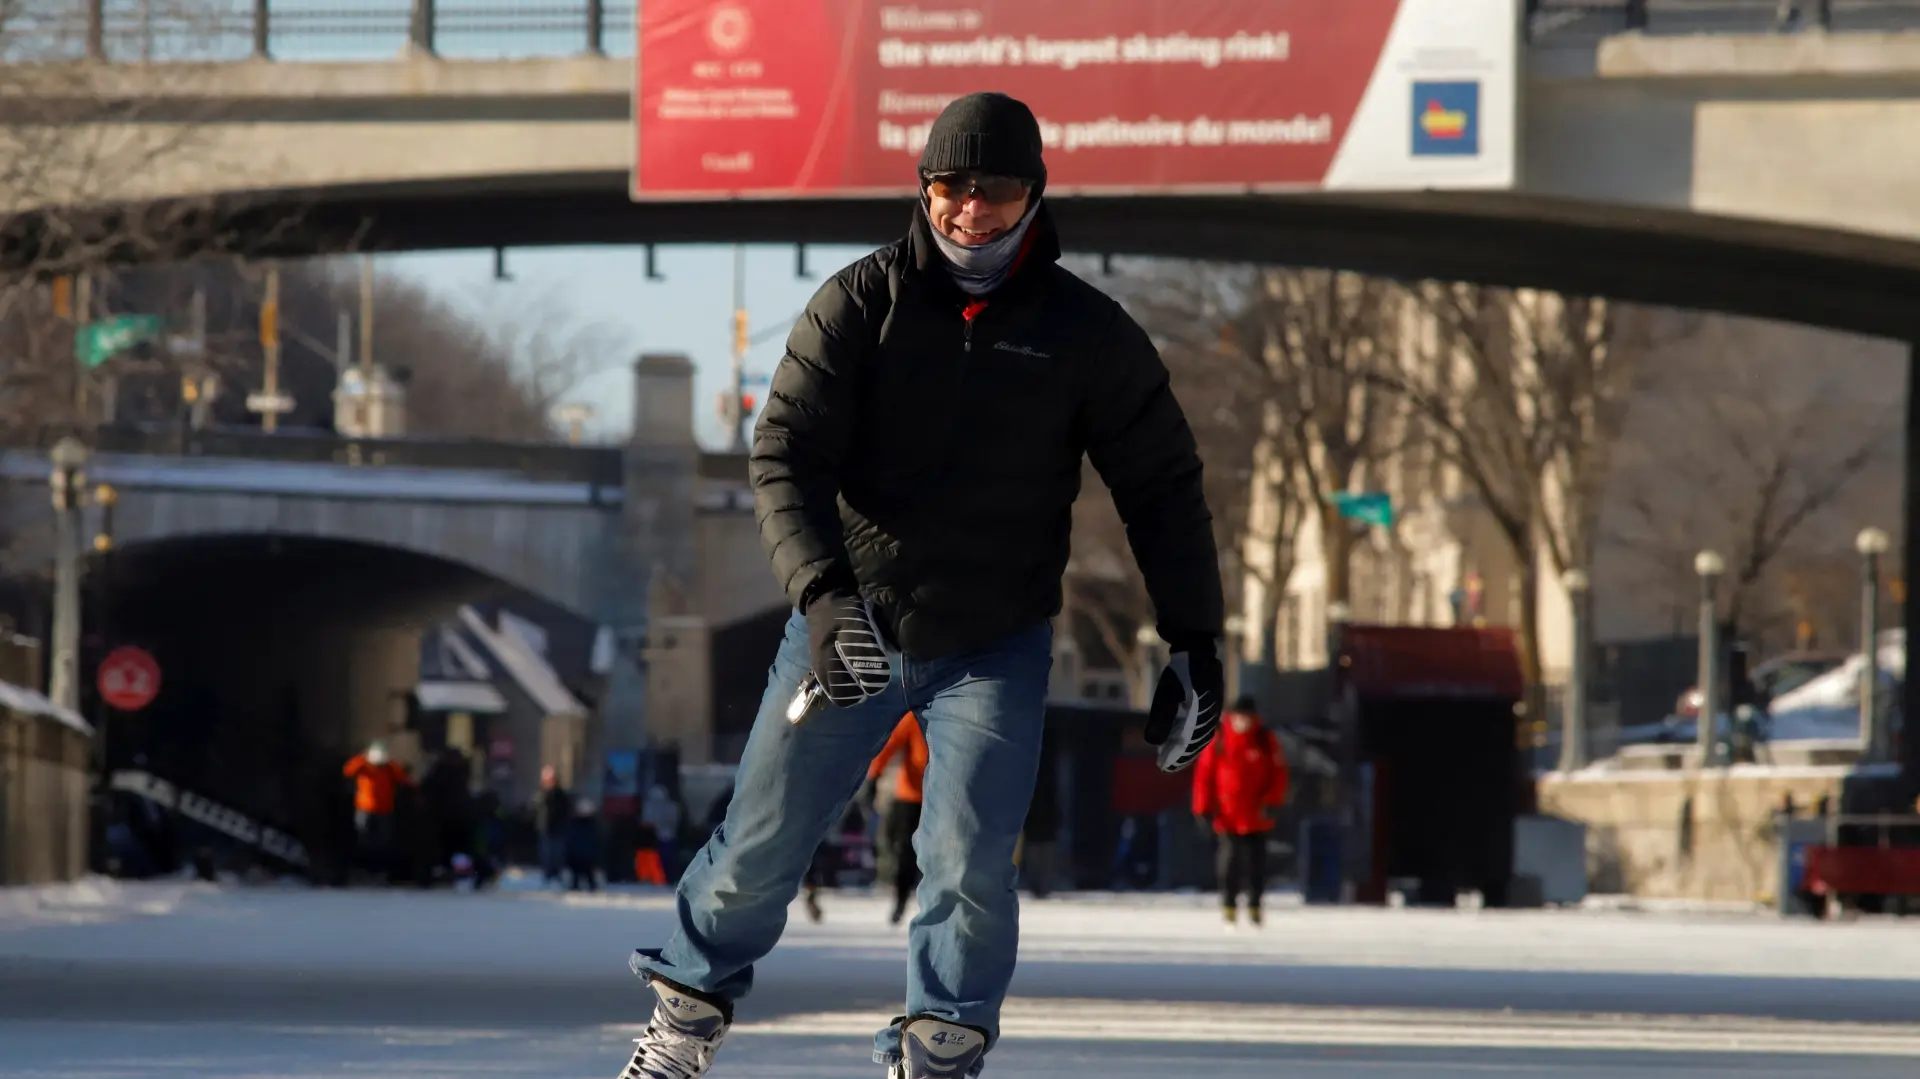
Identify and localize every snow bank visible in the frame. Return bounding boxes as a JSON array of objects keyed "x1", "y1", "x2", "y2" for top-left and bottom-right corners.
[{"x1": 0, "y1": 876, "x2": 204, "y2": 929}]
